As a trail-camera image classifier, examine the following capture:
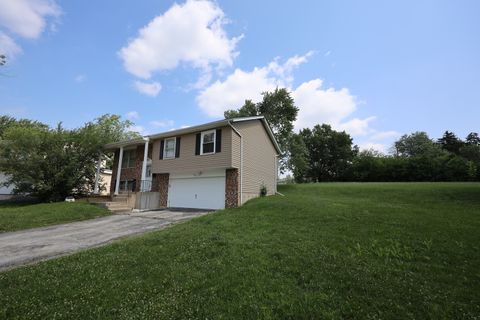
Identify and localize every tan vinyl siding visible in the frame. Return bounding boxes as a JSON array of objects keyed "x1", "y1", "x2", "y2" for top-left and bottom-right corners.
[
  {"x1": 151, "y1": 126, "x2": 235, "y2": 173},
  {"x1": 231, "y1": 129, "x2": 241, "y2": 169},
  {"x1": 233, "y1": 120, "x2": 278, "y2": 204}
]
